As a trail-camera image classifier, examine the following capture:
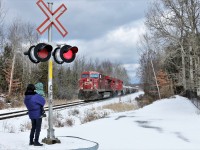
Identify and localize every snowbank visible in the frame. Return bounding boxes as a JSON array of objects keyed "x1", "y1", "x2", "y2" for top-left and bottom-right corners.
[{"x1": 0, "y1": 93, "x2": 200, "y2": 150}]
